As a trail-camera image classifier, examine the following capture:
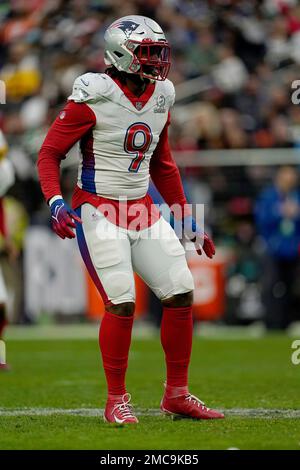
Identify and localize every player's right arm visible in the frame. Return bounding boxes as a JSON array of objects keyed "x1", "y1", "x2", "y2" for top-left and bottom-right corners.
[{"x1": 37, "y1": 97, "x2": 96, "y2": 239}]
